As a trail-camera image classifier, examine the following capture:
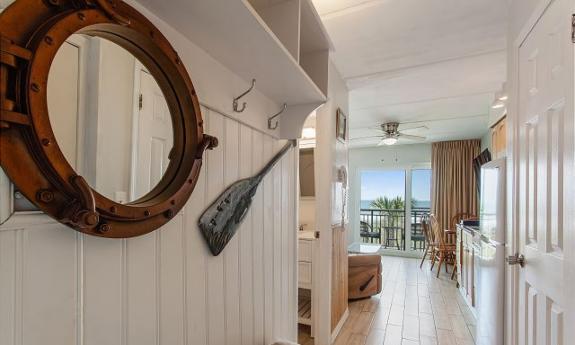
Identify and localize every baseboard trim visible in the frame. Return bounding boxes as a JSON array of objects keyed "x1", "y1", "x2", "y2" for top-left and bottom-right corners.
[{"x1": 330, "y1": 308, "x2": 349, "y2": 343}]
